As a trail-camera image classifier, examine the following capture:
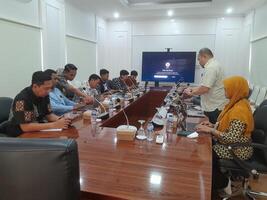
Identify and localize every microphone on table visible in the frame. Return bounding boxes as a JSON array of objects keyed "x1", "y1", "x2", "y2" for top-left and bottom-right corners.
[
  {"x1": 94, "y1": 97, "x2": 110, "y2": 120},
  {"x1": 116, "y1": 107, "x2": 137, "y2": 141}
]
